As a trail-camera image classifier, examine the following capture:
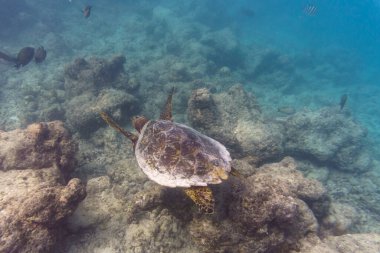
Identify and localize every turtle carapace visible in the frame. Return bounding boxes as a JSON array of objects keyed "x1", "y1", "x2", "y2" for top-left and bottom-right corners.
[{"x1": 100, "y1": 88, "x2": 237, "y2": 213}]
